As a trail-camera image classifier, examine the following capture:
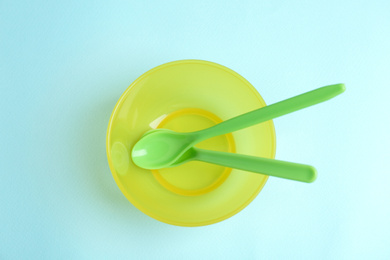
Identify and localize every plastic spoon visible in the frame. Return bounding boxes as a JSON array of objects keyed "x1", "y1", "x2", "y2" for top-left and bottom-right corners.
[
  {"x1": 135, "y1": 129, "x2": 316, "y2": 182},
  {"x1": 132, "y1": 83, "x2": 345, "y2": 169},
  {"x1": 169, "y1": 147, "x2": 317, "y2": 183}
]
